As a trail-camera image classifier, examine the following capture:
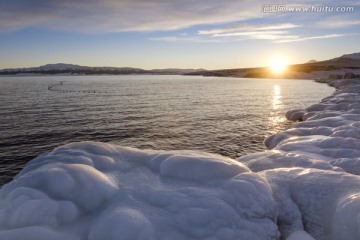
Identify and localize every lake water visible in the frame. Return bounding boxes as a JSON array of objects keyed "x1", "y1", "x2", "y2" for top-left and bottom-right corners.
[{"x1": 0, "y1": 75, "x2": 334, "y2": 185}]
